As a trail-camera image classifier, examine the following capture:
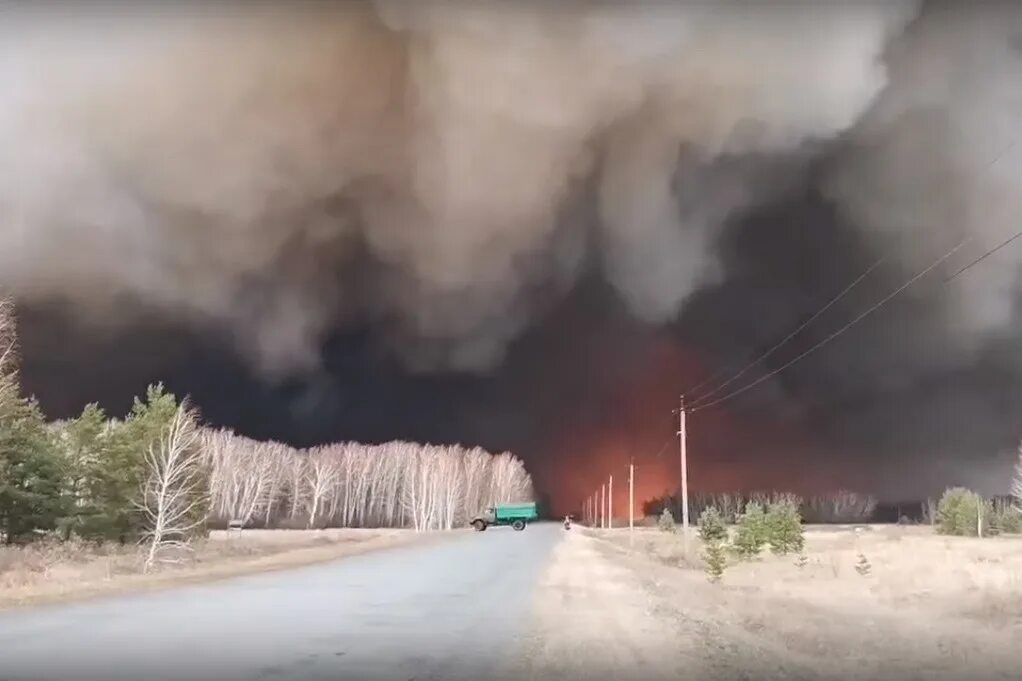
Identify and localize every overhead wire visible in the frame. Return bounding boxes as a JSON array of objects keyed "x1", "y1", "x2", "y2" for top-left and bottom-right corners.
[
  {"x1": 941, "y1": 131, "x2": 1022, "y2": 282},
  {"x1": 593, "y1": 133, "x2": 1020, "y2": 486},
  {"x1": 679, "y1": 363, "x2": 739, "y2": 400},
  {"x1": 689, "y1": 236, "x2": 971, "y2": 412},
  {"x1": 944, "y1": 229, "x2": 1022, "y2": 282},
  {"x1": 687, "y1": 251, "x2": 891, "y2": 408},
  {"x1": 686, "y1": 131, "x2": 1021, "y2": 412}
]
